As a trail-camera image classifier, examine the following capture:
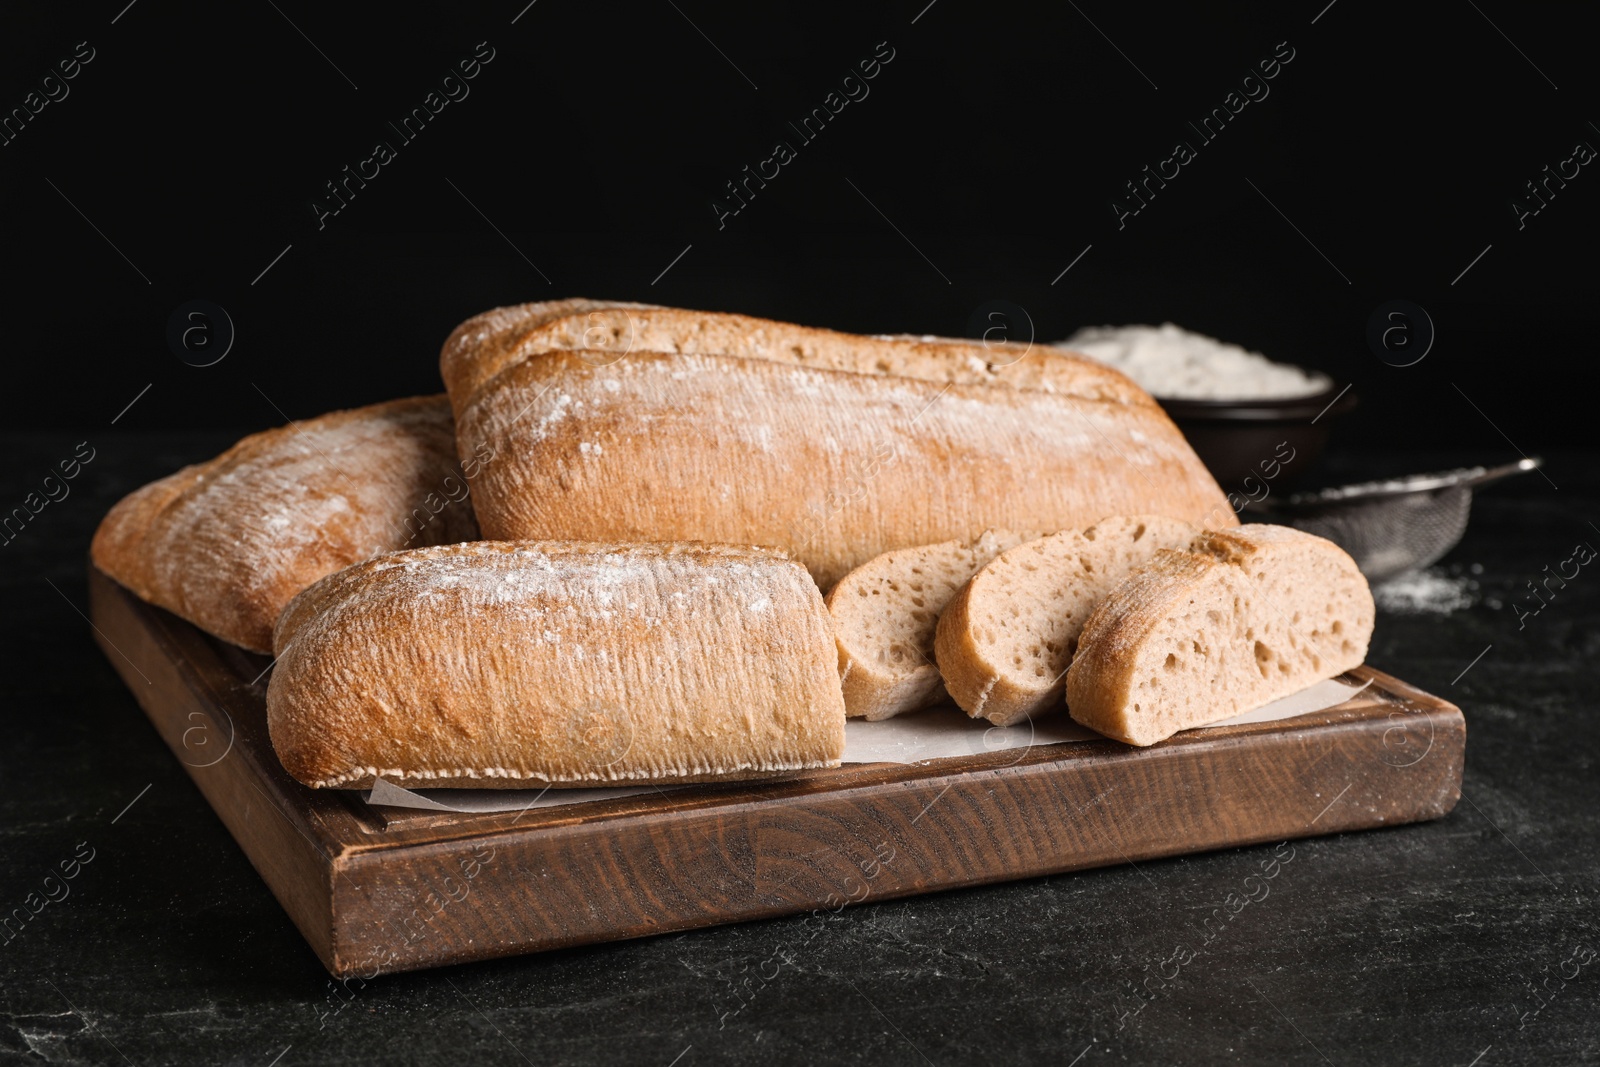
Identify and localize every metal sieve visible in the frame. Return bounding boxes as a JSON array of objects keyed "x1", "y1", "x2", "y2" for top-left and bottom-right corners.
[{"x1": 1248, "y1": 457, "x2": 1542, "y2": 582}]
